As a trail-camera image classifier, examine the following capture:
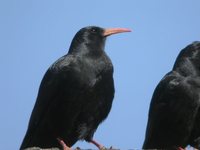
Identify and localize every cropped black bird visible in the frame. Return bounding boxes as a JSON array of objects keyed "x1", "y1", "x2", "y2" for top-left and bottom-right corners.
[
  {"x1": 143, "y1": 41, "x2": 200, "y2": 149},
  {"x1": 20, "y1": 26, "x2": 131, "y2": 150}
]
